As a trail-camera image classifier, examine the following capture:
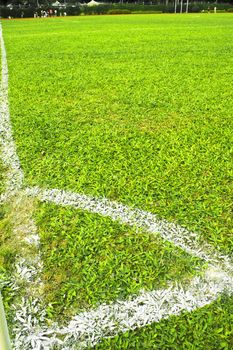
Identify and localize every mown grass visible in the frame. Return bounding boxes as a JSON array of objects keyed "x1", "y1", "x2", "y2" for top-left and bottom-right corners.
[
  {"x1": 35, "y1": 202, "x2": 204, "y2": 320},
  {"x1": 3, "y1": 14, "x2": 233, "y2": 254},
  {"x1": 1, "y1": 14, "x2": 233, "y2": 348}
]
